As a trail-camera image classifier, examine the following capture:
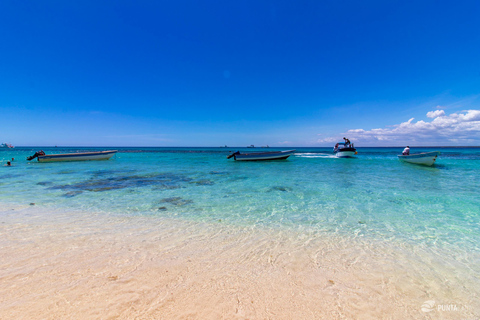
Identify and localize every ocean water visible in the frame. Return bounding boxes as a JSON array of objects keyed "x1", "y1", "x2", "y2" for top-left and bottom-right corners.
[
  {"x1": 1, "y1": 146, "x2": 480, "y2": 317},
  {"x1": 1, "y1": 147, "x2": 479, "y2": 242}
]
